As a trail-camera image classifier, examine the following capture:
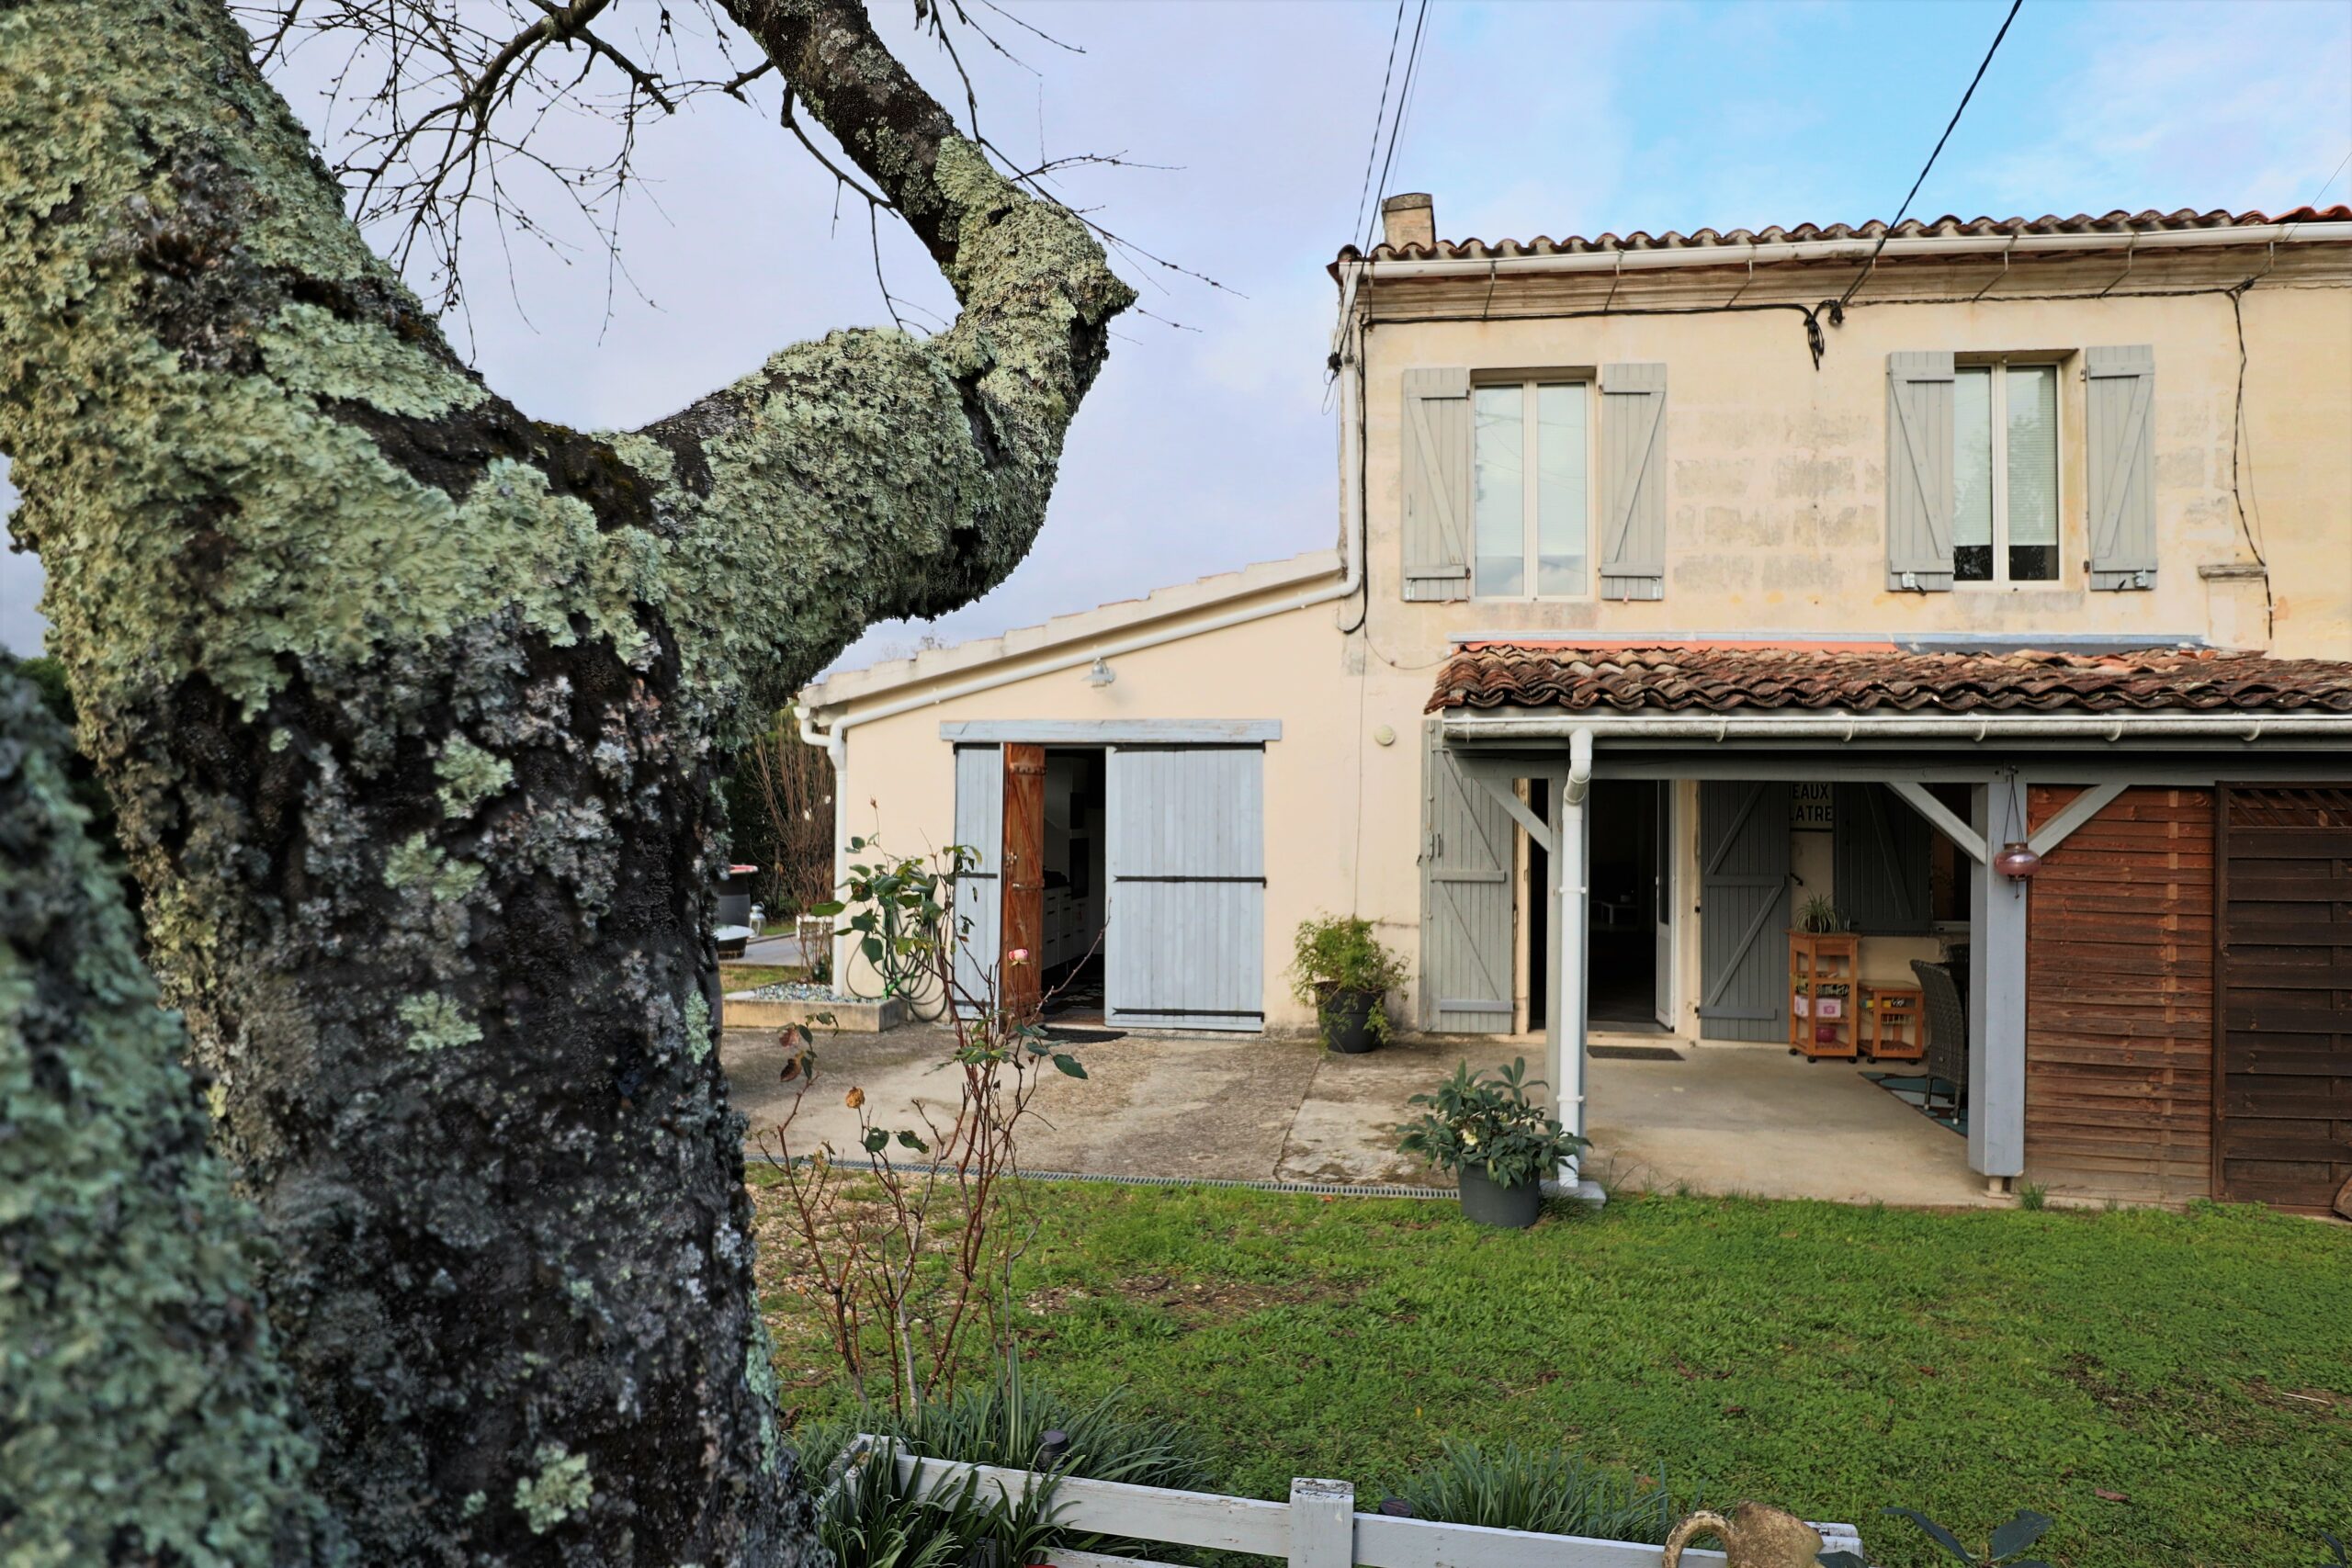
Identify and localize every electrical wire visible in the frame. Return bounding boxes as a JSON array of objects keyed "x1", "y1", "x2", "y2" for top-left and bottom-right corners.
[
  {"x1": 1345, "y1": 0, "x2": 1410, "y2": 256},
  {"x1": 1368, "y1": 0, "x2": 1431, "y2": 247},
  {"x1": 1837, "y1": 0, "x2": 2024, "y2": 309}
]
